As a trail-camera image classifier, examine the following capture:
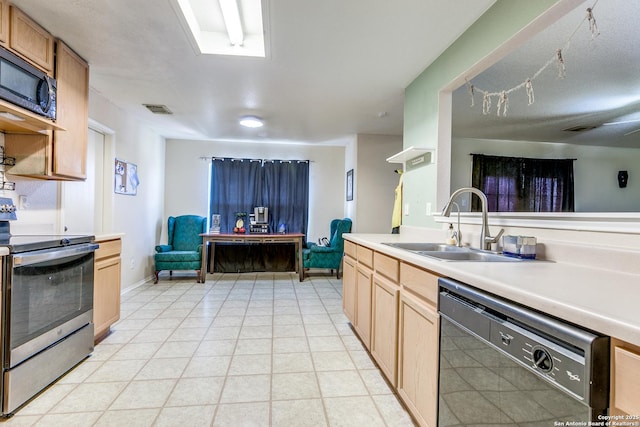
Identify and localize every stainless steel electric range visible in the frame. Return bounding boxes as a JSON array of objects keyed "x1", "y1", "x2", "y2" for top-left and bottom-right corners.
[{"x1": 0, "y1": 198, "x2": 98, "y2": 416}]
